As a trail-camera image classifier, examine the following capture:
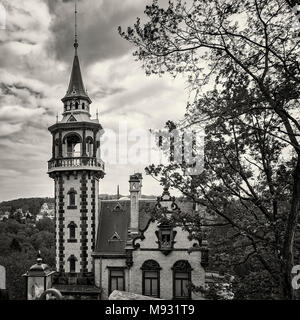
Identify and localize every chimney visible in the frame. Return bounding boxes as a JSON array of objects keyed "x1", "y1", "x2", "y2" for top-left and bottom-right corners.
[
  {"x1": 129, "y1": 173, "x2": 142, "y2": 234},
  {"x1": 117, "y1": 185, "x2": 120, "y2": 200}
]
